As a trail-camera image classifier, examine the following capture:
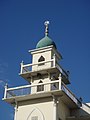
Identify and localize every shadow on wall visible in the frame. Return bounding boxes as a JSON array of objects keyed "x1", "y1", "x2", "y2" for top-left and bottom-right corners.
[{"x1": 67, "y1": 103, "x2": 90, "y2": 120}]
